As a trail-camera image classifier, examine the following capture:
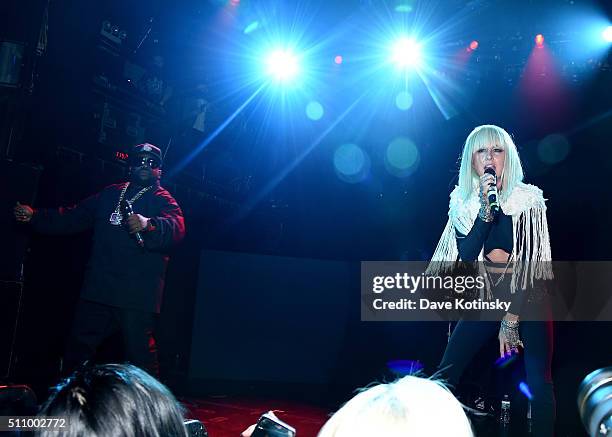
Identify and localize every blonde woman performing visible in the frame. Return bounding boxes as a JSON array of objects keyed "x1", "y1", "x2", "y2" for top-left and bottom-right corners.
[{"x1": 428, "y1": 125, "x2": 555, "y2": 436}]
